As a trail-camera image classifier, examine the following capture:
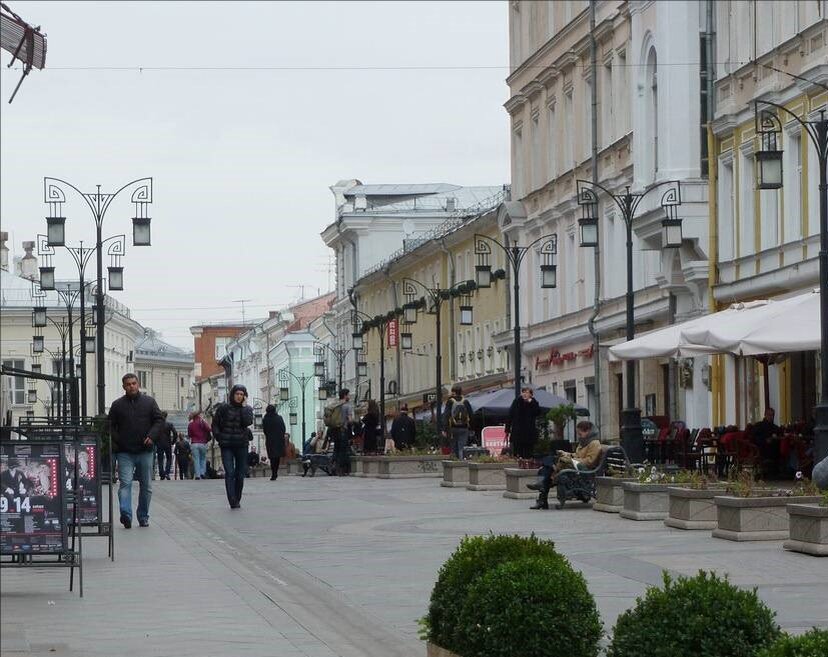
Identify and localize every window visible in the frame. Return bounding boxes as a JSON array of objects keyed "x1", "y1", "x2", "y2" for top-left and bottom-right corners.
[
  {"x1": 513, "y1": 127, "x2": 525, "y2": 198},
  {"x1": 760, "y1": 186, "x2": 778, "y2": 251},
  {"x1": 646, "y1": 48, "x2": 659, "y2": 180},
  {"x1": 2, "y1": 359, "x2": 25, "y2": 405},
  {"x1": 215, "y1": 337, "x2": 229, "y2": 360},
  {"x1": 138, "y1": 371, "x2": 148, "y2": 388},
  {"x1": 718, "y1": 158, "x2": 735, "y2": 260},
  {"x1": 784, "y1": 131, "x2": 802, "y2": 244},
  {"x1": 565, "y1": 232, "x2": 576, "y2": 313},
  {"x1": 603, "y1": 59, "x2": 614, "y2": 146},
  {"x1": 531, "y1": 113, "x2": 542, "y2": 190},
  {"x1": 617, "y1": 50, "x2": 628, "y2": 135},
  {"x1": 564, "y1": 90, "x2": 574, "y2": 170},
  {"x1": 808, "y1": 131, "x2": 820, "y2": 236},
  {"x1": 180, "y1": 376, "x2": 185, "y2": 387},
  {"x1": 547, "y1": 103, "x2": 557, "y2": 179},
  {"x1": 739, "y1": 149, "x2": 755, "y2": 257}
]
